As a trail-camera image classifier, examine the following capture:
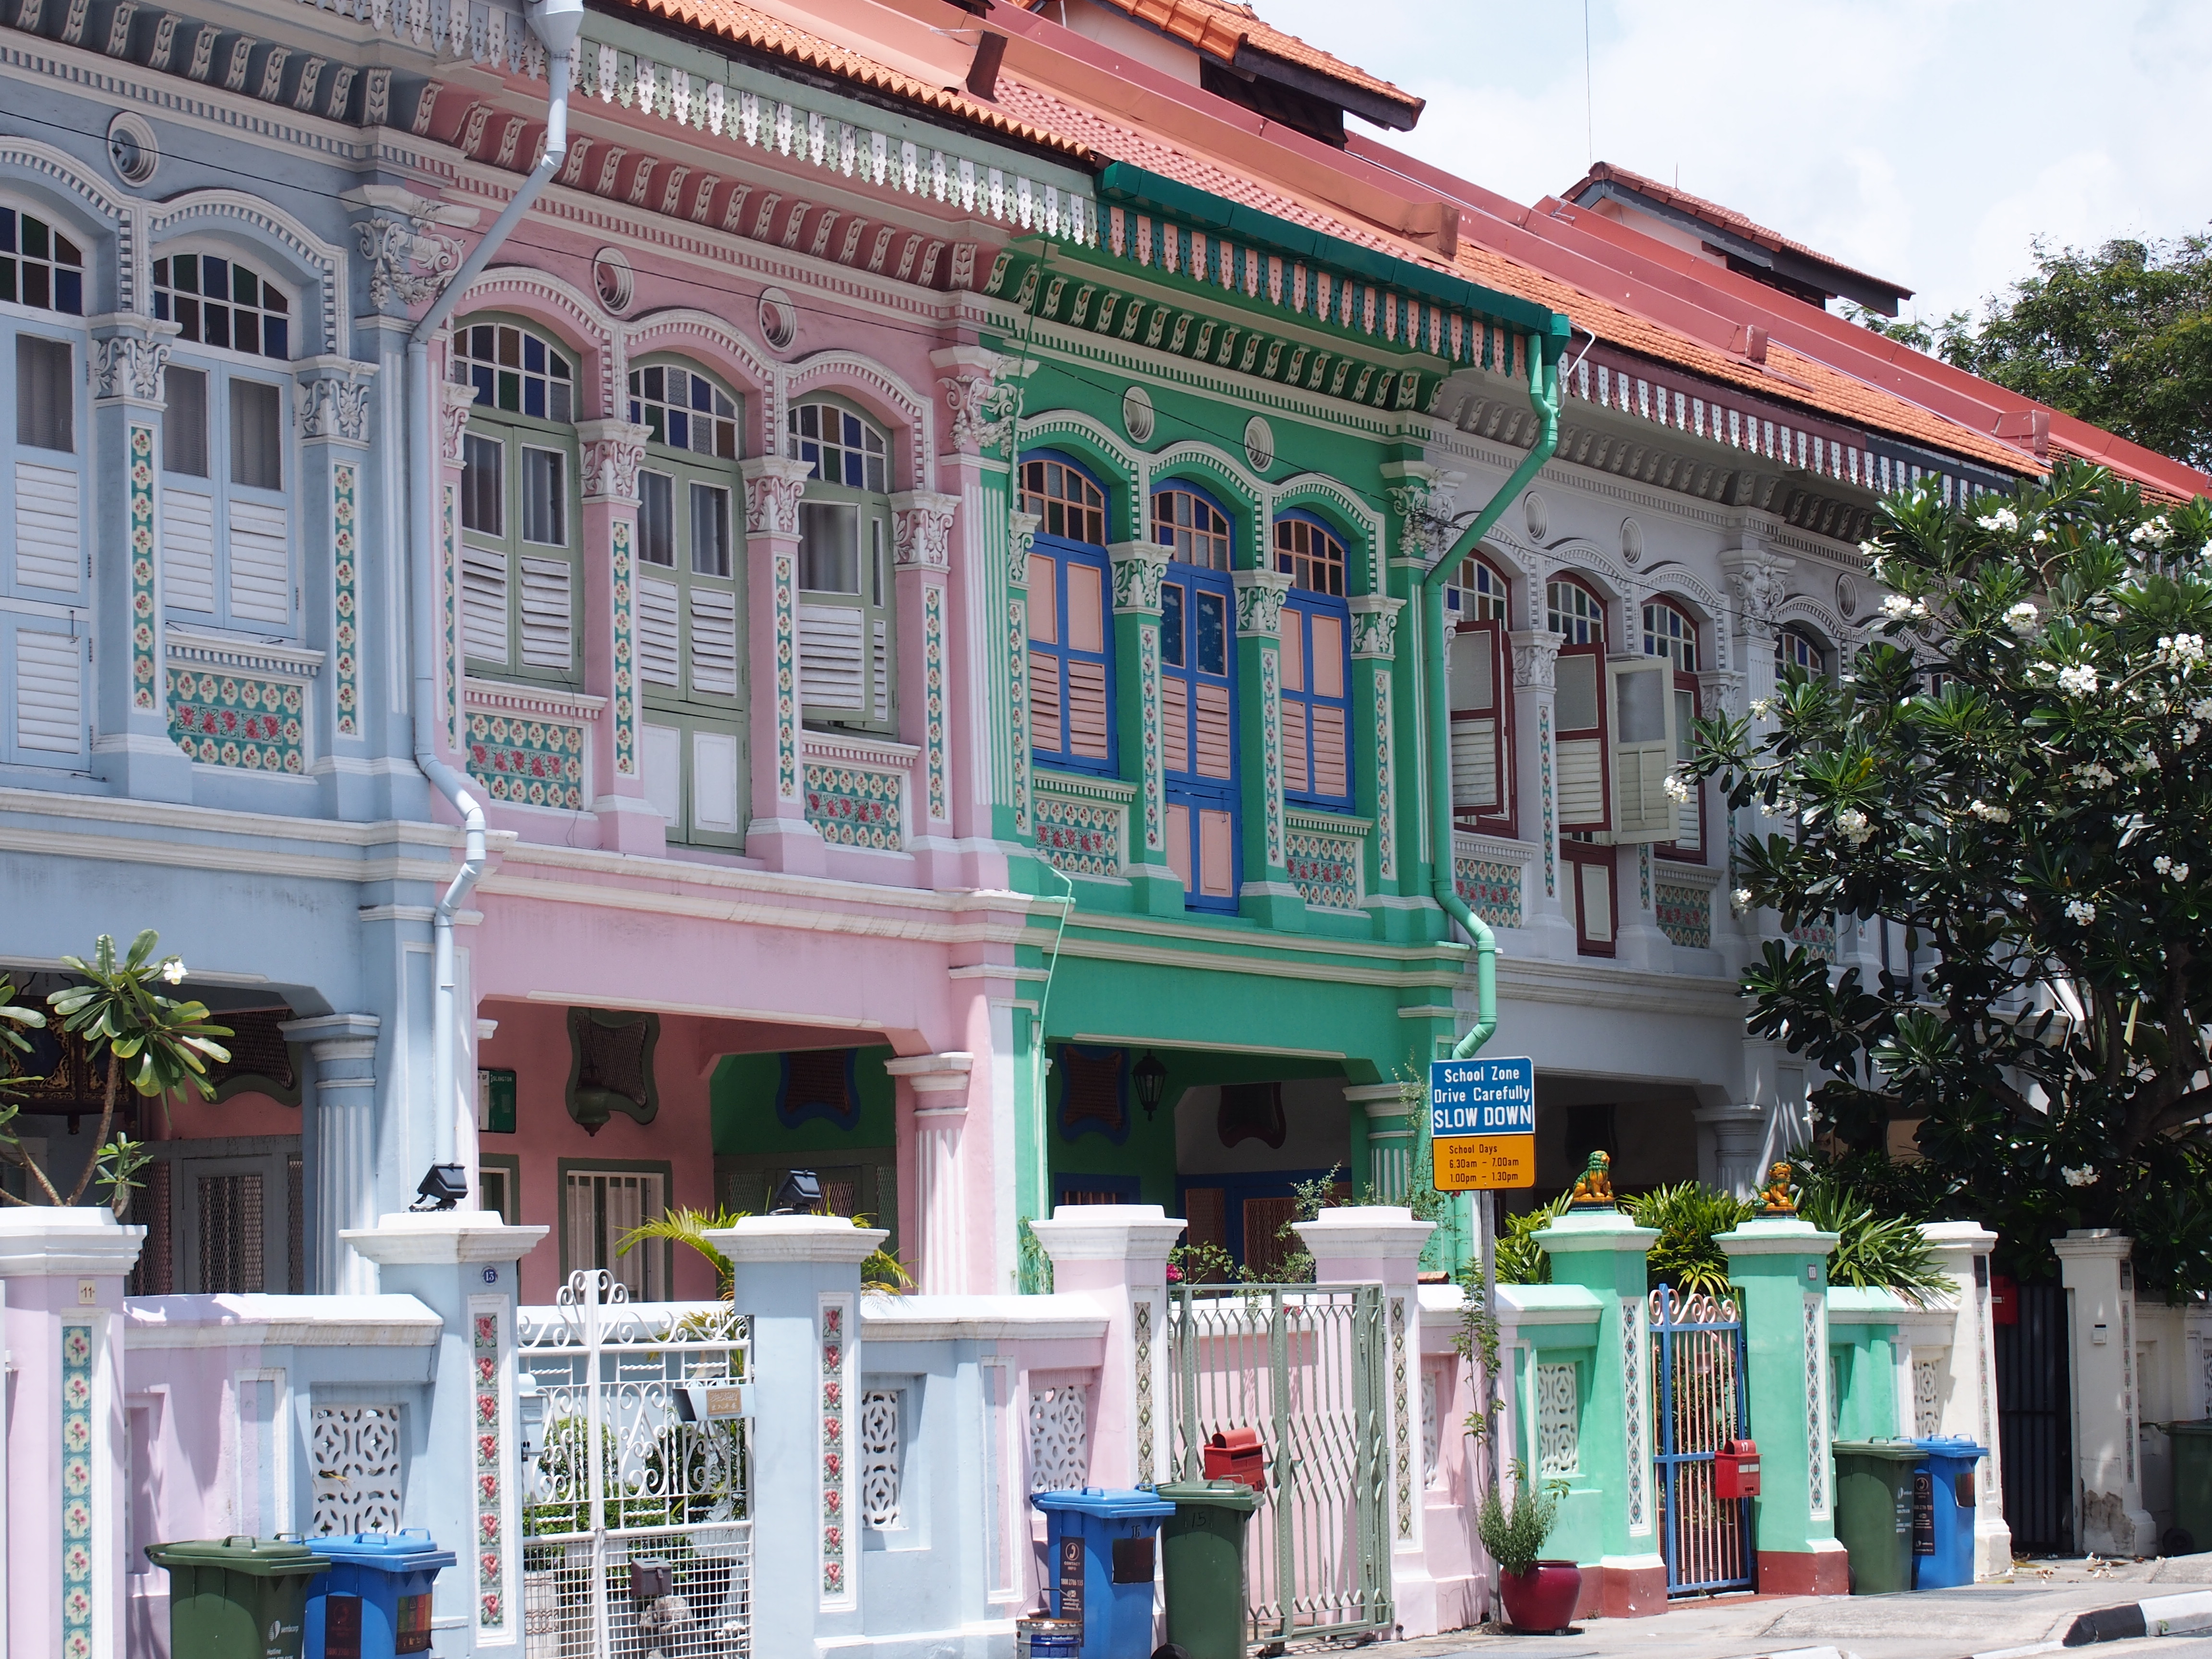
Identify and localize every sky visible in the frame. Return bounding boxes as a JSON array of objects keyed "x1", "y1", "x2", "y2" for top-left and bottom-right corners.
[{"x1": 1254, "y1": 0, "x2": 2212, "y2": 326}]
